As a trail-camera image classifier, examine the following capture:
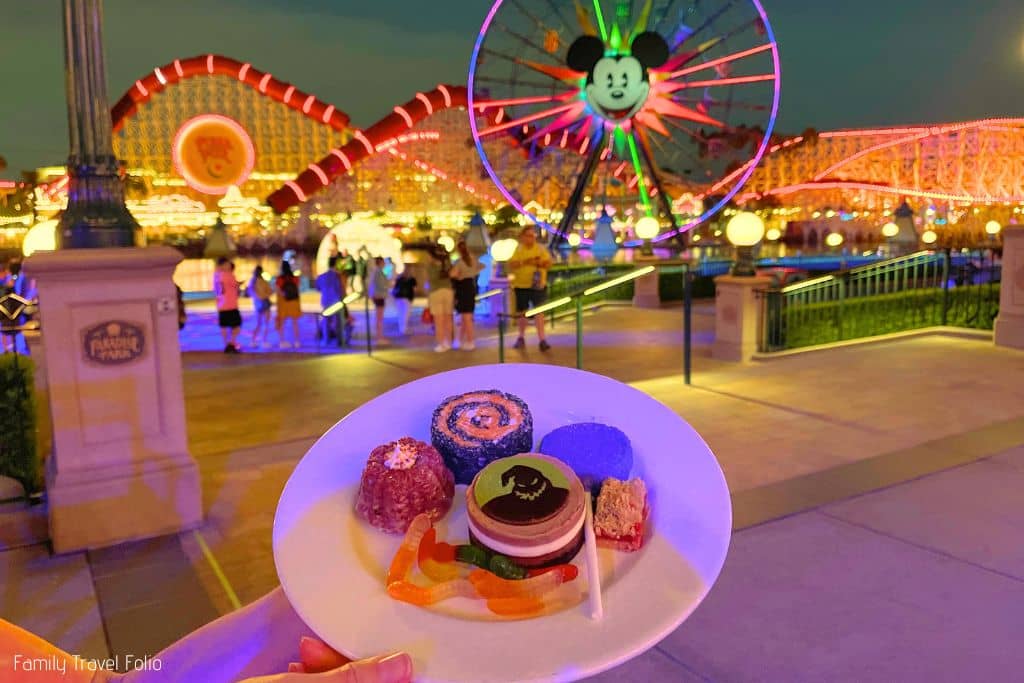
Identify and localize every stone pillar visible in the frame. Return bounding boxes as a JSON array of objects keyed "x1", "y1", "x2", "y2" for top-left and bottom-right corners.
[
  {"x1": 995, "y1": 226, "x2": 1024, "y2": 350},
  {"x1": 24, "y1": 247, "x2": 201, "y2": 553},
  {"x1": 487, "y1": 275, "x2": 512, "y2": 325},
  {"x1": 632, "y1": 260, "x2": 660, "y2": 309},
  {"x1": 712, "y1": 274, "x2": 774, "y2": 362}
]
